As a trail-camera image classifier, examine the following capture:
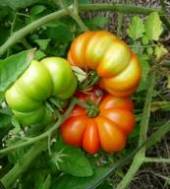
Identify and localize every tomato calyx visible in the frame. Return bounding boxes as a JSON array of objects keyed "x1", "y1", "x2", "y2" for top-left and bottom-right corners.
[
  {"x1": 48, "y1": 97, "x2": 67, "y2": 112},
  {"x1": 78, "y1": 70, "x2": 100, "y2": 90},
  {"x1": 86, "y1": 100, "x2": 99, "y2": 117},
  {"x1": 76, "y1": 98, "x2": 99, "y2": 118}
]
